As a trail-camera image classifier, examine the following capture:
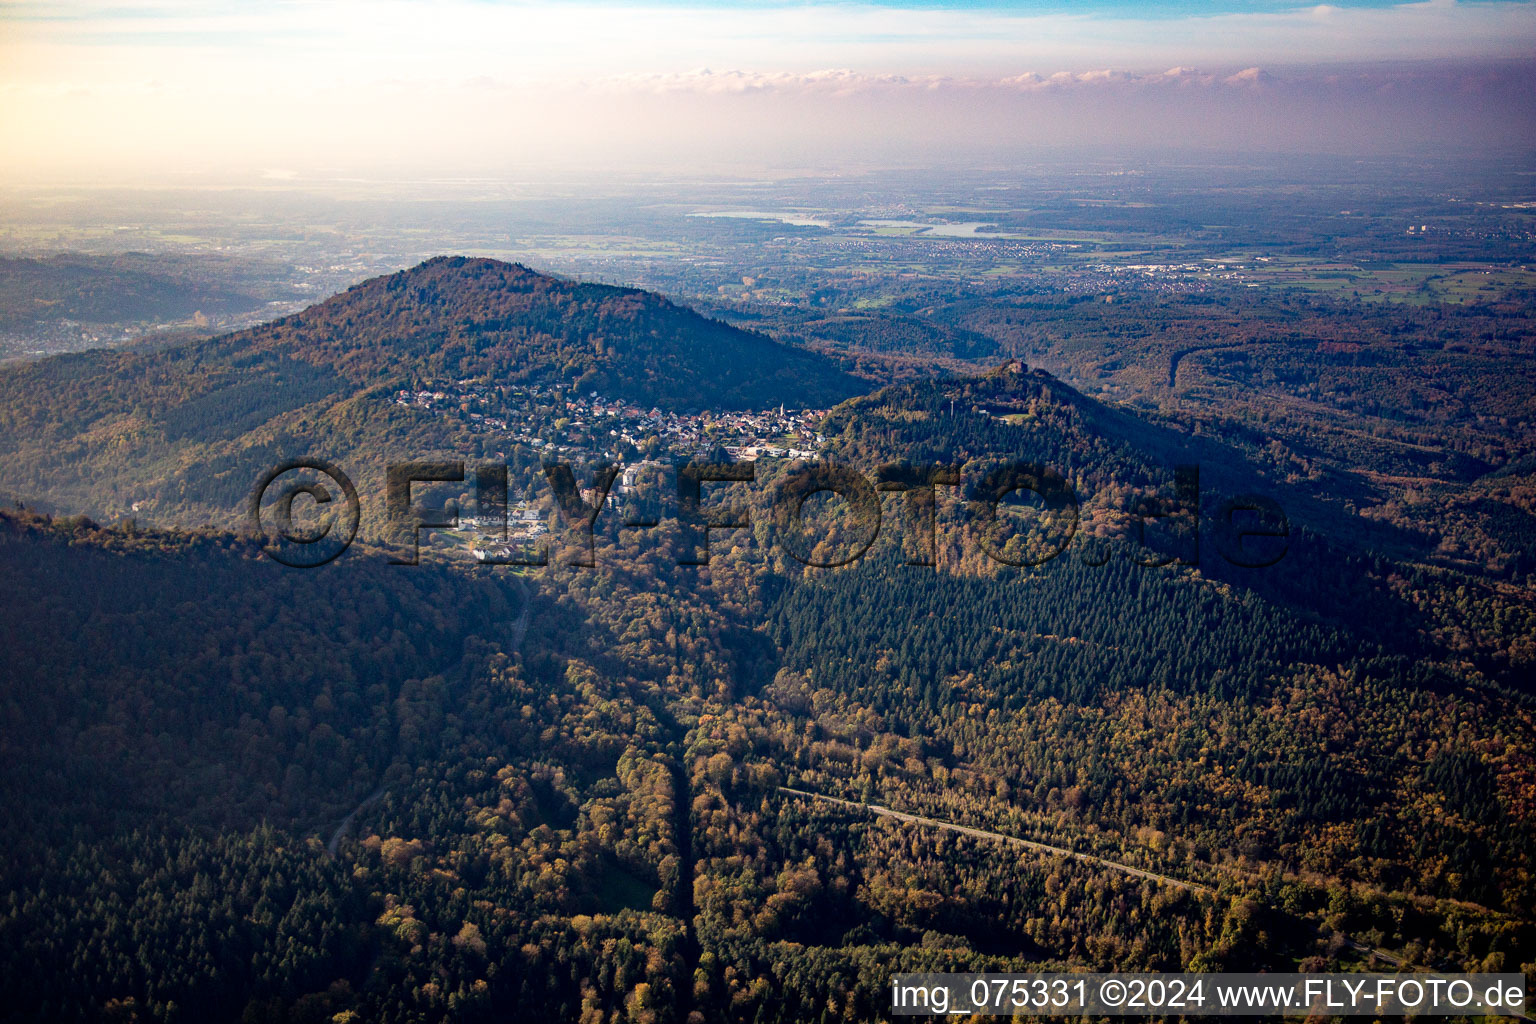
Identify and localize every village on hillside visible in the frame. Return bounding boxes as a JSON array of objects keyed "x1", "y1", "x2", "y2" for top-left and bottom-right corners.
[
  {"x1": 392, "y1": 379, "x2": 829, "y2": 561},
  {"x1": 394, "y1": 380, "x2": 825, "y2": 461}
]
